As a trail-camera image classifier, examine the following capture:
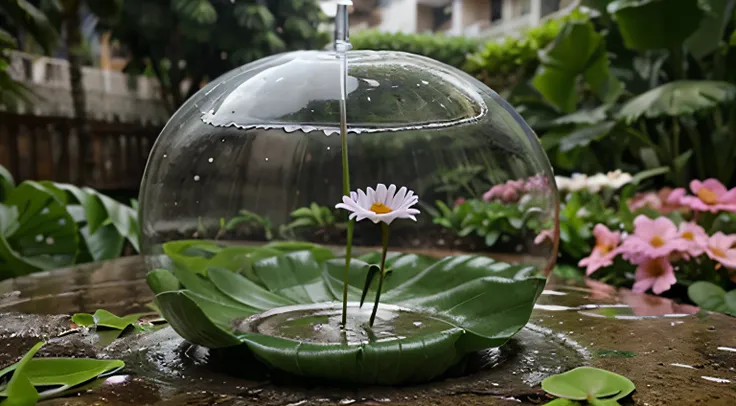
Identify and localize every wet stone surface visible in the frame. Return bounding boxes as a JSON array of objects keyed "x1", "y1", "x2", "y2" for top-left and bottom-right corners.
[{"x1": 0, "y1": 257, "x2": 734, "y2": 405}]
